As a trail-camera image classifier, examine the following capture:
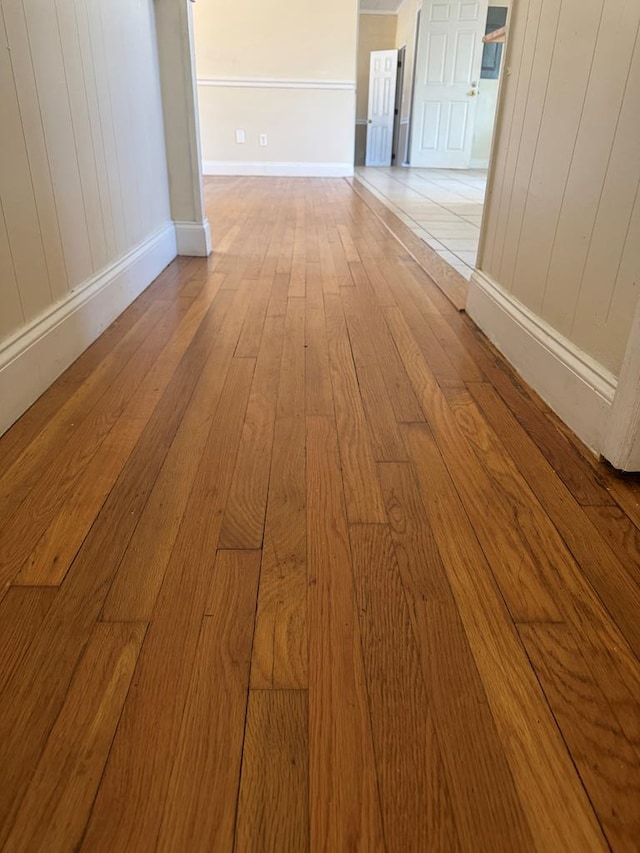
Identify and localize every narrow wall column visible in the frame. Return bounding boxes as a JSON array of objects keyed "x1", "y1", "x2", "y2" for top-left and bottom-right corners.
[{"x1": 155, "y1": 0, "x2": 212, "y2": 256}]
